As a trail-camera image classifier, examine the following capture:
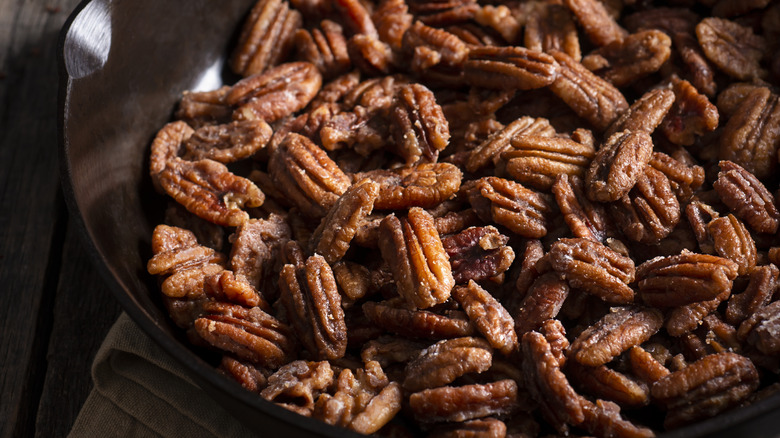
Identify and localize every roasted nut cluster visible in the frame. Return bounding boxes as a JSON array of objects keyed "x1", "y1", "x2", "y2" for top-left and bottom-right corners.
[{"x1": 147, "y1": 0, "x2": 780, "y2": 436}]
